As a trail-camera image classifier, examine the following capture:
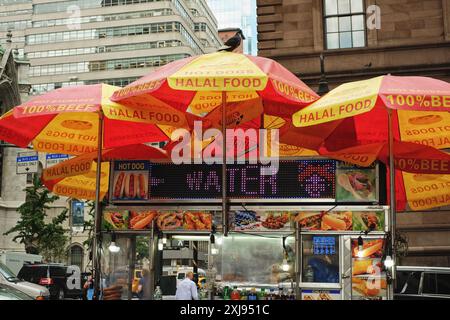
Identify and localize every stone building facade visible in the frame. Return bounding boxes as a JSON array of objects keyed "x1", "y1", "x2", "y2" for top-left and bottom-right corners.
[{"x1": 257, "y1": 0, "x2": 450, "y2": 266}]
